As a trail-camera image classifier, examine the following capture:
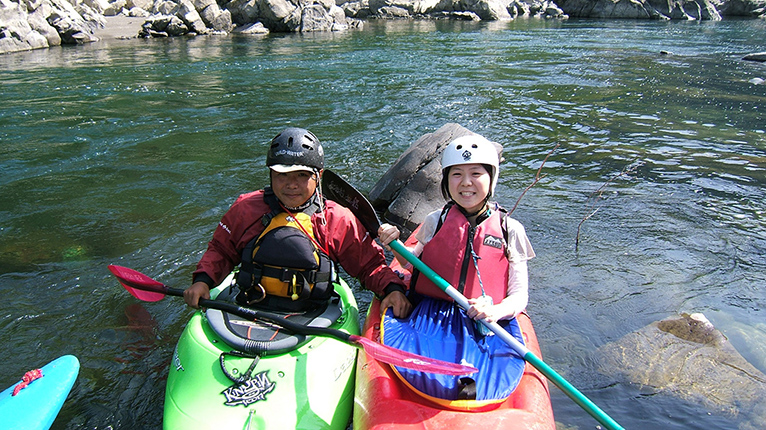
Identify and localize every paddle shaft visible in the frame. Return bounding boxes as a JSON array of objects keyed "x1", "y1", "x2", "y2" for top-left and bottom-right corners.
[
  {"x1": 389, "y1": 240, "x2": 624, "y2": 430},
  {"x1": 161, "y1": 286, "x2": 354, "y2": 342}
]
